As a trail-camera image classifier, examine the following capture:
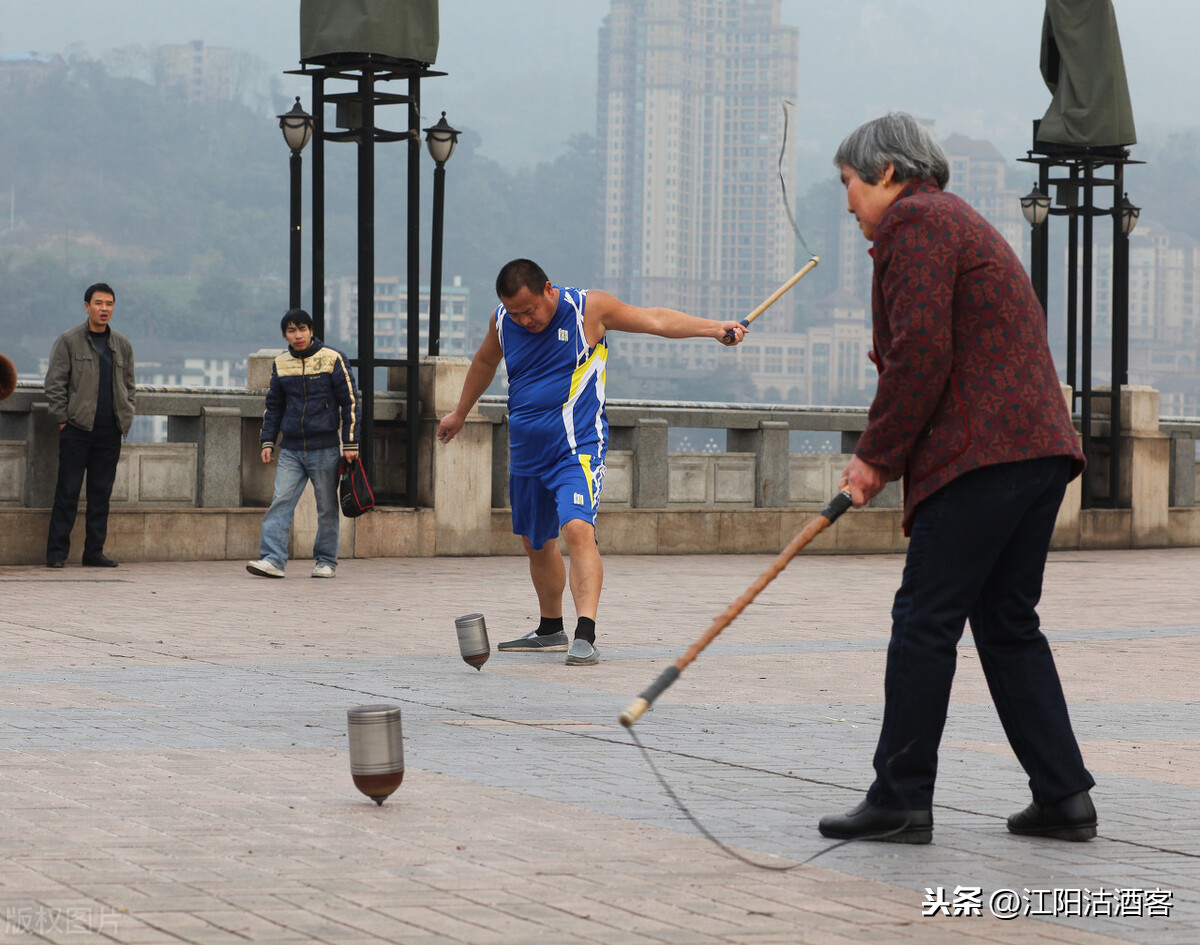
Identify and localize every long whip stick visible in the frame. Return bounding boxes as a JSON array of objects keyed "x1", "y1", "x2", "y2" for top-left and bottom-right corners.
[{"x1": 619, "y1": 490, "x2": 853, "y2": 727}]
